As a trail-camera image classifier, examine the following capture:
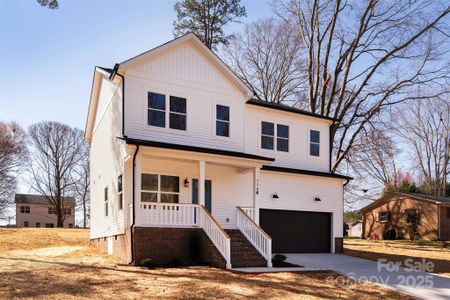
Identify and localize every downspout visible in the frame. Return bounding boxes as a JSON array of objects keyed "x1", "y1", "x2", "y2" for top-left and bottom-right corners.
[
  {"x1": 130, "y1": 144, "x2": 140, "y2": 264},
  {"x1": 110, "y1": 63, "x2": 126, "y2": 137}
]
